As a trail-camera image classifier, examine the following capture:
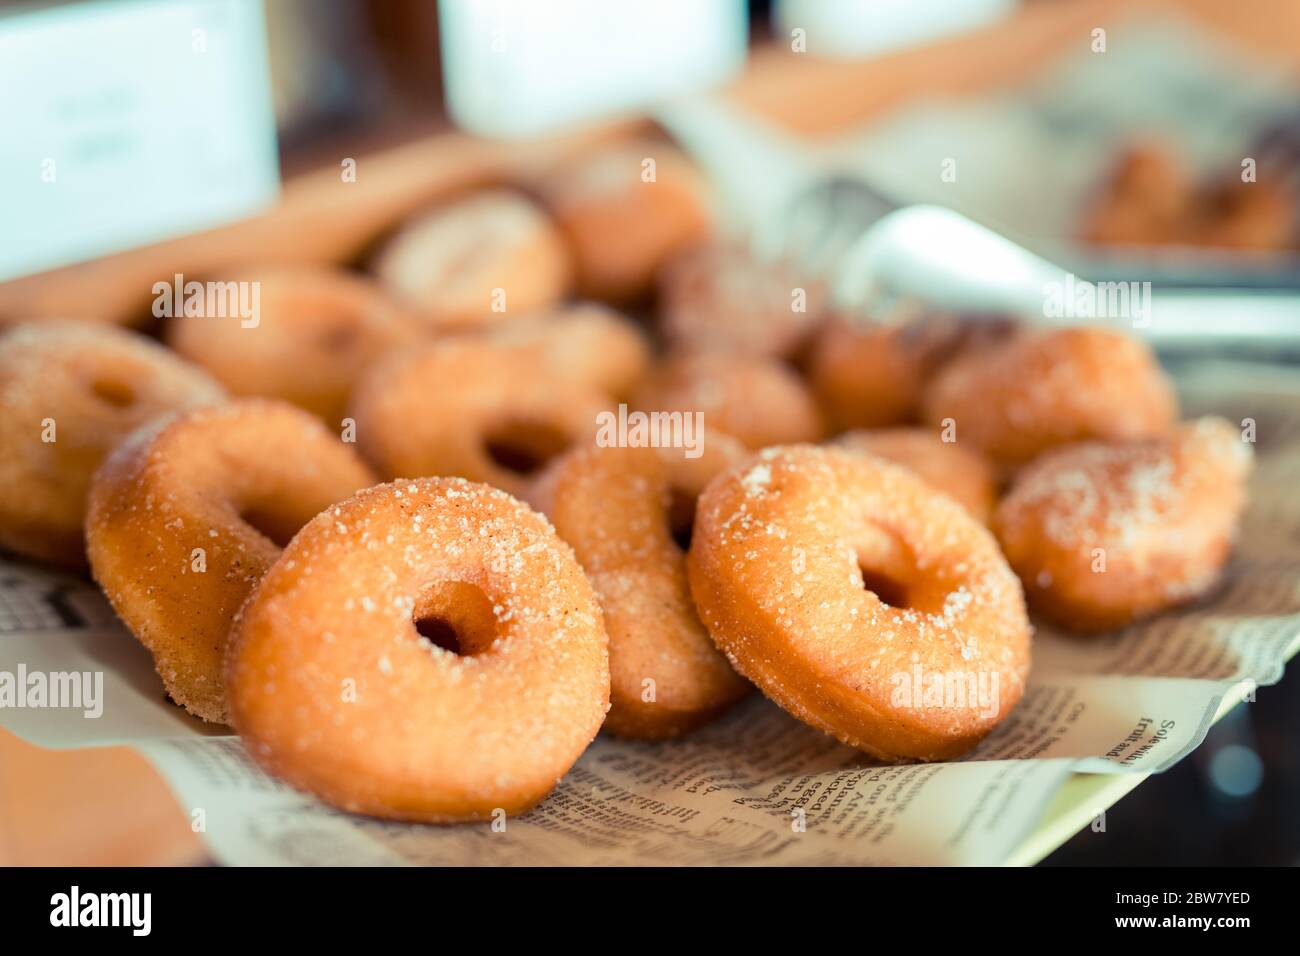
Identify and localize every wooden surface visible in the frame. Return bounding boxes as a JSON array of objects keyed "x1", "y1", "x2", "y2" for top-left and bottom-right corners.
[{"x1": 3, "y1": 0, "x2": 1296, "y2": 867}]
